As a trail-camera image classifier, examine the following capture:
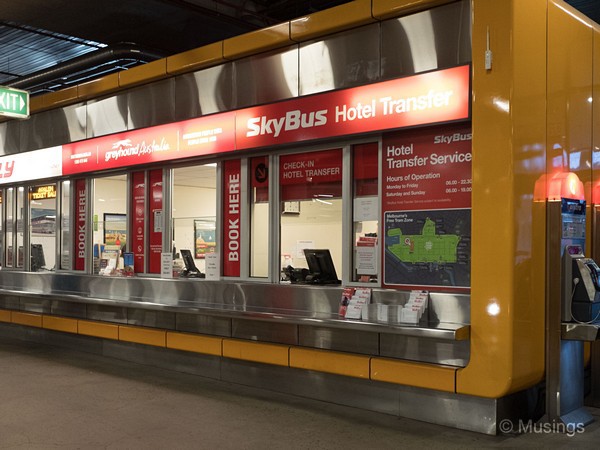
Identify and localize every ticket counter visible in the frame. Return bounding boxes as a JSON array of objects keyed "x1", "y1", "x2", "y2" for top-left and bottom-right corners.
[{"x1": 1, "y1": 0, "x2": 600, "y2": 435}]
